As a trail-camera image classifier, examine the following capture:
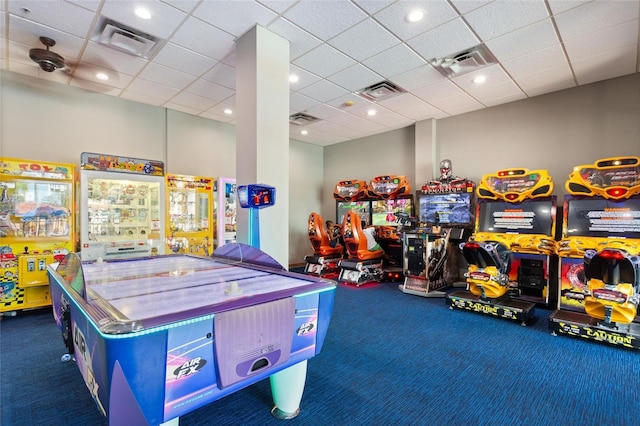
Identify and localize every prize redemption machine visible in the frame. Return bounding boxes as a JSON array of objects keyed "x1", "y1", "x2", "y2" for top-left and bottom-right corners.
[
  {"x1": 79, "y1": 153, "x2": 166, "y2": 261},
  {"x1": 448, "y1": 168, "x2": 558, "y2": 325},
  {"x1": 367, "y1": 175, "x2": 413, "y2": 281},
  {"x1": 304, "y1": 180, "x2": 370, "y2": 279},
  {"x1": 550, "y1": 157, "x2": 640, "y2": 349},
  {"x1": 0, "y1": 158, "x2": 75, "y2": 315},
  {"x1": 400, "y1": 177, "x2": 476, "y2": 298},
  {"x1": 165, "y1": 174, "x2": 214, "y2": 256},
  {"x1": 214, "y1": 178, "x2": 237, "y2": 248}
]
